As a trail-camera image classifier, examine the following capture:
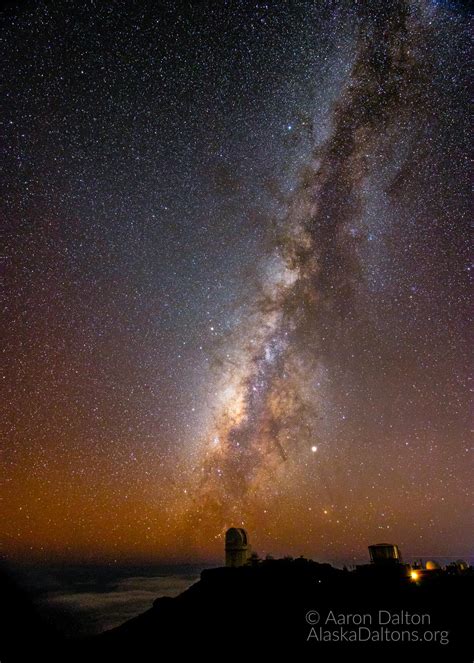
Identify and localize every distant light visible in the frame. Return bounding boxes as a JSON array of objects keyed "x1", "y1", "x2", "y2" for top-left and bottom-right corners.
[
  {"x1": 311, "y1": 445, "x2": 318, "y2": 453},
  {"x1": 410, "y1": 570, "x2": 420, "y2": 581},
  {"x1": 287, "y1": 124, "x2": 292, "y2": 131}
]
